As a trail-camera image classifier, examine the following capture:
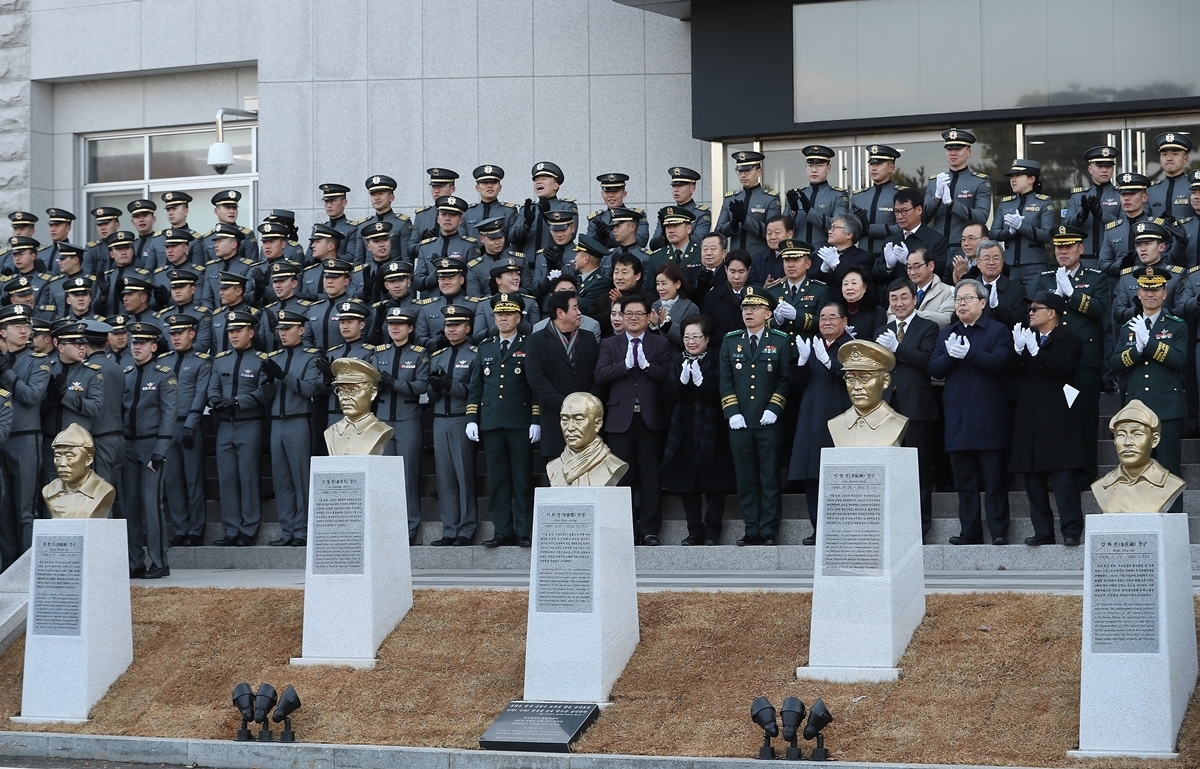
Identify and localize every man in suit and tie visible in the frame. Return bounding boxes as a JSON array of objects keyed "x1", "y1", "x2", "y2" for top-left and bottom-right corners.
[
  {"x1": 524, "y1": 290, "x2": 601, "y2": 460},
  {"x1": 876, "y1": 188, "x2": 950, "y2": 287},
  {"x1": 593, "y1": 294, "x2": 673, "y2": 545},
  {"x1": 874, "y1": 278, "x2": 940, "y2": 536},
  {"x1": 975, "y1": 240, "x2": 1027, "y2": 328}
]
